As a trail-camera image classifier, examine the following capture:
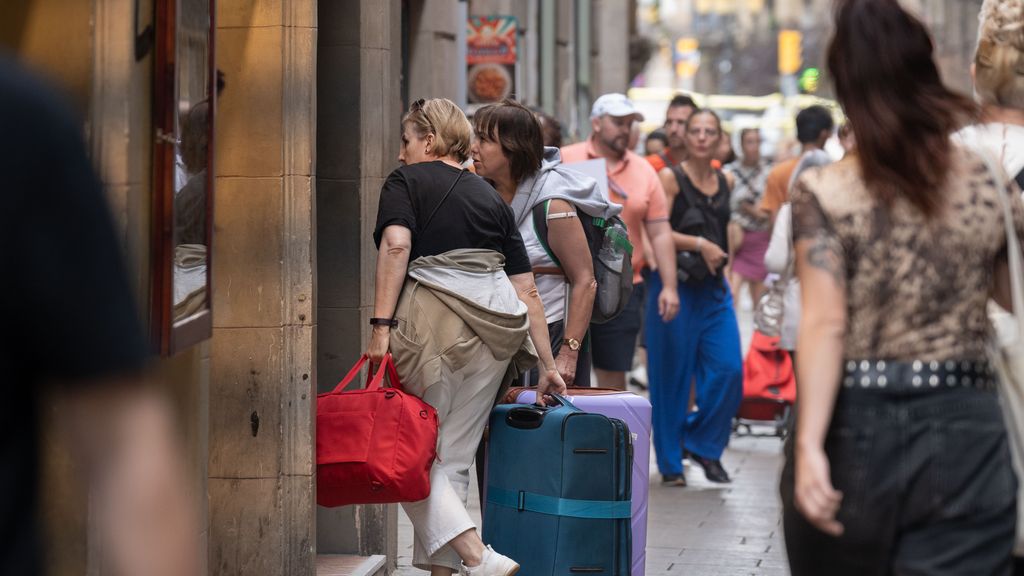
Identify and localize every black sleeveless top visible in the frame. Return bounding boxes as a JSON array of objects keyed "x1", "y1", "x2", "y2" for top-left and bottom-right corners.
[{"x1": 669, "y1": 166, "x2": 731, "y2": 252}]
